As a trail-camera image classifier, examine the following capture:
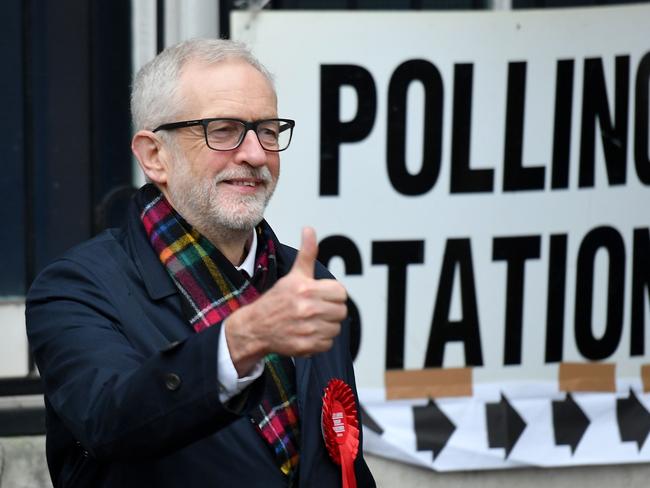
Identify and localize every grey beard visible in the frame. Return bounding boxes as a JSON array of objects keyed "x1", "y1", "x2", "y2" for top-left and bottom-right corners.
[{"x1": 168, "y1": 165, "x2": 277, "y2": 238}]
